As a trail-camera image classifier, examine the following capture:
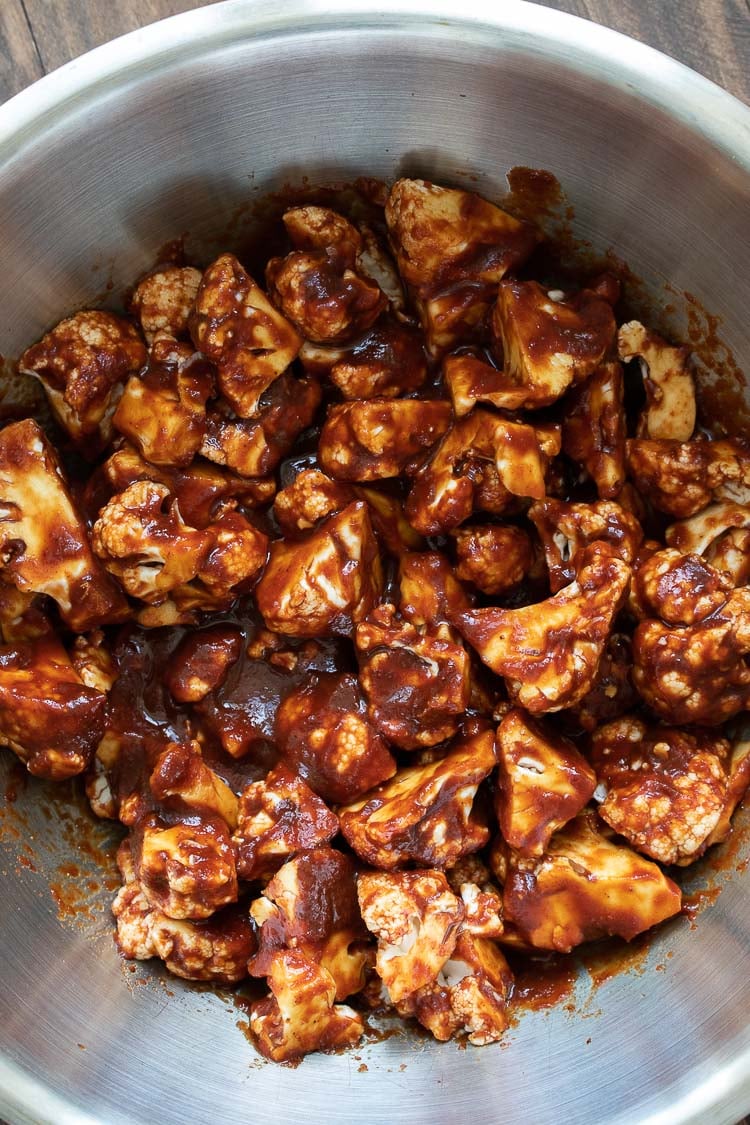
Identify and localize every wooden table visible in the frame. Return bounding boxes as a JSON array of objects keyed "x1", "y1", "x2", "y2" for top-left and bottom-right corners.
[{"x1": 0, "y1": 0, "x2": 749, "y2": 106}]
